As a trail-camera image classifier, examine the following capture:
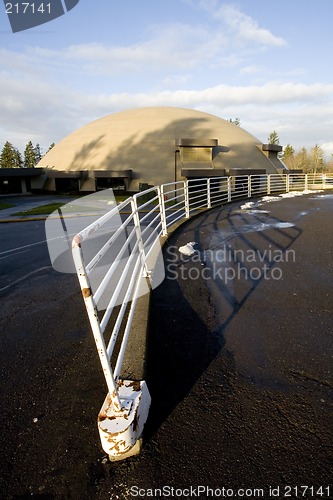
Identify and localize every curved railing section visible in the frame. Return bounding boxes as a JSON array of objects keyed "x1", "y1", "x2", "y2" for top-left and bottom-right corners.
[{"x1": 71, "y1": 172, "x2": 333, "y2": 460}]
